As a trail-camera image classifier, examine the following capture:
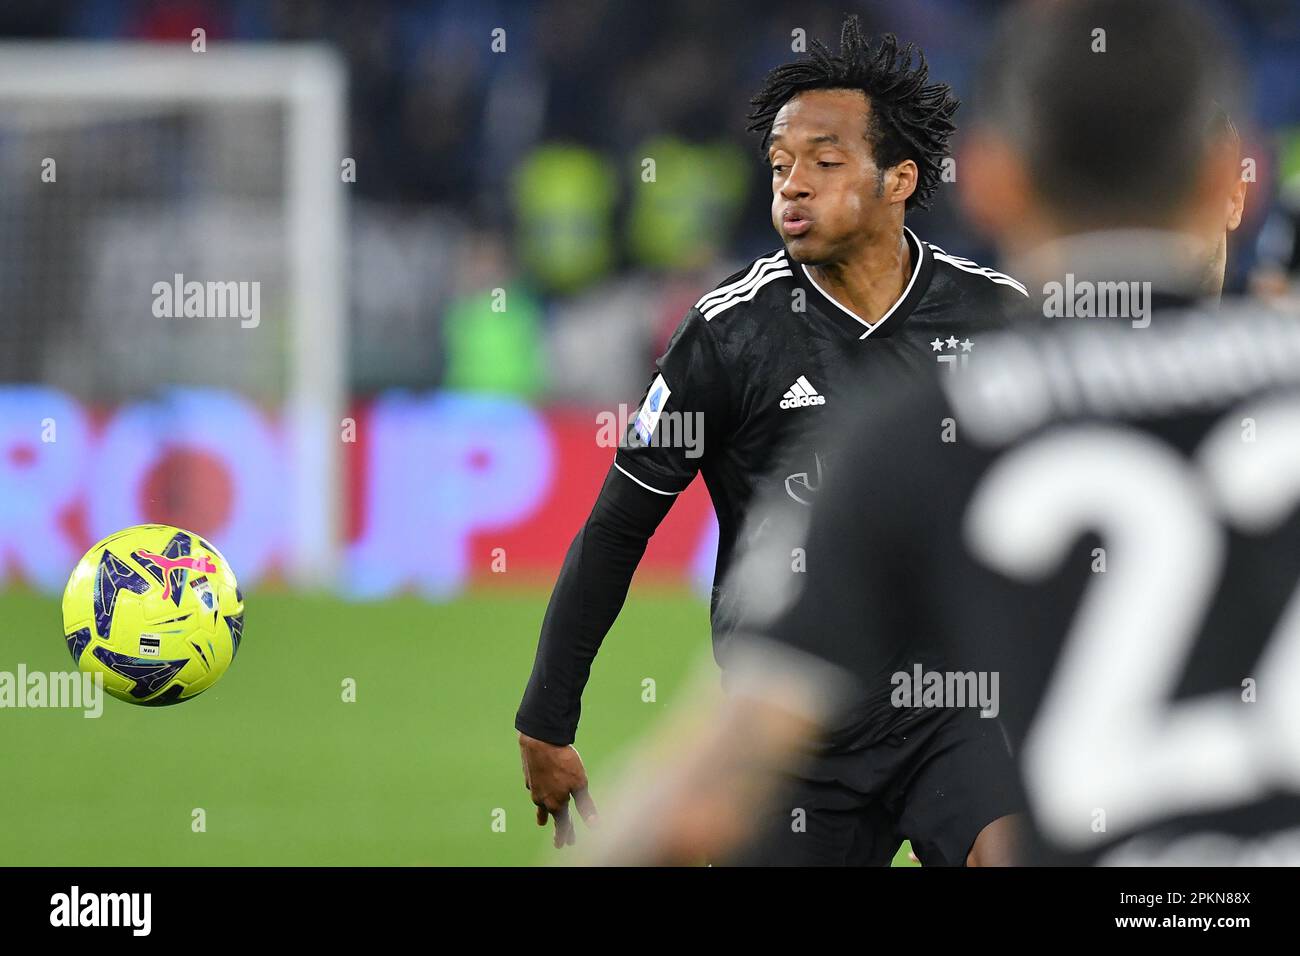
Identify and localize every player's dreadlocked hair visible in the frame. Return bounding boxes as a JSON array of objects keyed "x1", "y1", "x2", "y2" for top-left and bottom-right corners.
[{"x1": 747, "y1": 15, "x2": 958, "y2": 211}]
